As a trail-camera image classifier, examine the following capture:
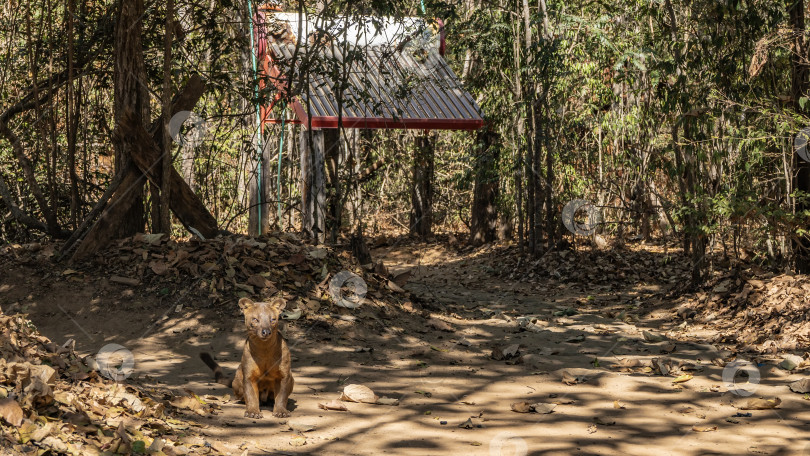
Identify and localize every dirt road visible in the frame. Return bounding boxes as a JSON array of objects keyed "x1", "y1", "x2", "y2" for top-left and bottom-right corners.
[{"x1": 3, "y1": 241, "x2": 809, "y2": 455}]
